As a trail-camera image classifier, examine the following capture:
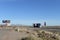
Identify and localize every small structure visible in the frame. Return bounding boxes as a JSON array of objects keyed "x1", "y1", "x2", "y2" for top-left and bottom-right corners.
[
  {"x1": 2, "y1": 20, "x2": 11, "y2": 26},
  {"x1": 44, "y1": 22, "x2": 46, "y2": 27},
  {"x1": 33, "y1": 23, "x2": 41, "y2": 28}
]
